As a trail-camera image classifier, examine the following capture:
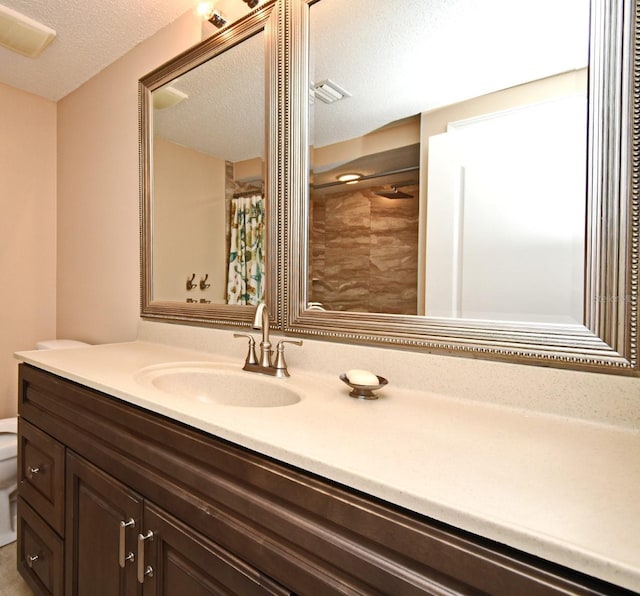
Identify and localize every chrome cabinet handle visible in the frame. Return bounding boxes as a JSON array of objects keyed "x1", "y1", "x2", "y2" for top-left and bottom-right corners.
[
  {"x1": 118, "y1": 519, "x2": 135, "y2": 568},
  {"x1": 26, "y1": 554, "x2": 39, "y2": 568},
  {"x1": 137, "y1": 530, "x2": 154, "y2": 583},
  {"x1": 26, "y1": 466, "x2": 40, "y2": 479}
]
